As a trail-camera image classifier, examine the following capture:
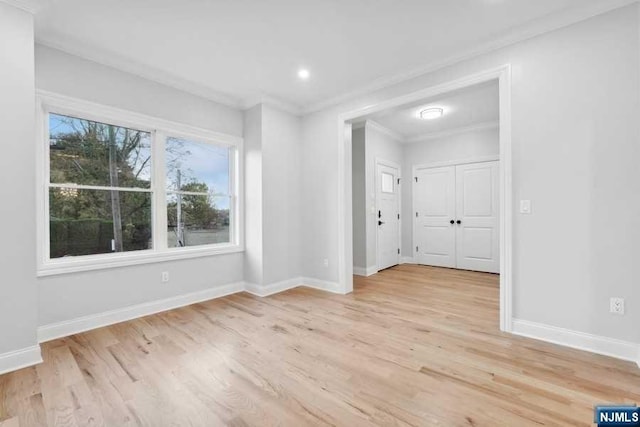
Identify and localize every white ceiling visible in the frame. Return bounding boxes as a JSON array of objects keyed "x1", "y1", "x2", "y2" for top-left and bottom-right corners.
[
  {"x1": 363, "y1": 81, "x2": 499, "y2": 141},
  {"x1": 33, "y1": 0, "x2": 633, "y2": 113}
]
